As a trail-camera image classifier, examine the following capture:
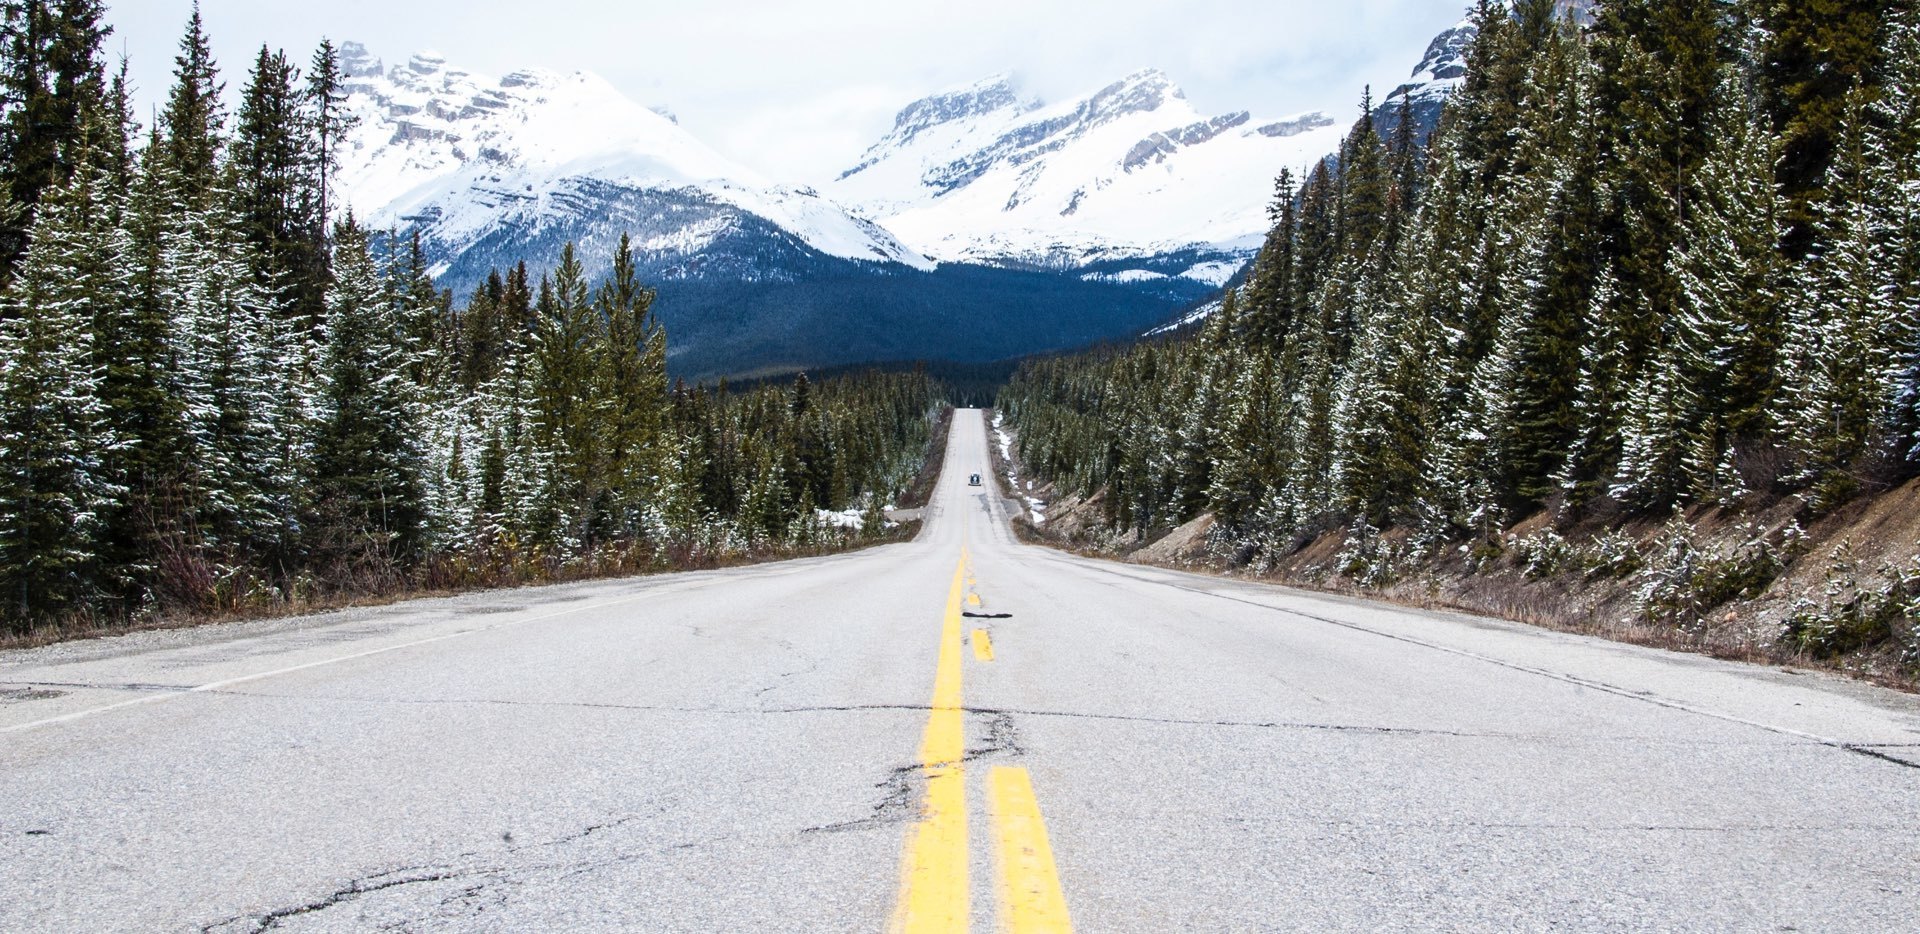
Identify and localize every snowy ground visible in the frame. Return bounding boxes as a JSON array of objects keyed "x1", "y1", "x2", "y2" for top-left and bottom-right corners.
[
  {"x1": 814, "y1": 506, "x2": 897, "y2": 532},
  {"x1": 992, "y1": 411, "x2": 1048, "y2": 526}
]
